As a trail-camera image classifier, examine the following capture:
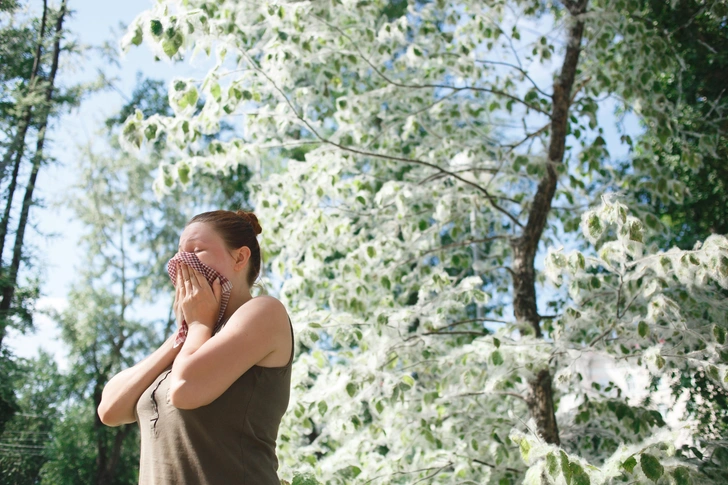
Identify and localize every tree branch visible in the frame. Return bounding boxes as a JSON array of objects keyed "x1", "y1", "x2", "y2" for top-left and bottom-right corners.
[
  {"x1": 238, "y1": 50, "x2": 524, "y2": 228},
  {"x1": 313, "y1": 15, "x2": 552, "y2": 117}
]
